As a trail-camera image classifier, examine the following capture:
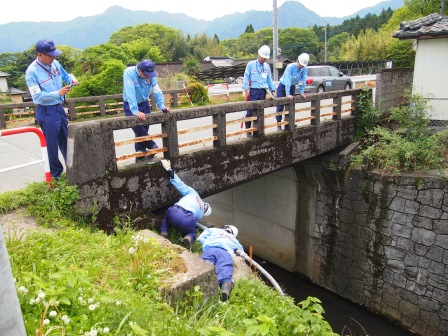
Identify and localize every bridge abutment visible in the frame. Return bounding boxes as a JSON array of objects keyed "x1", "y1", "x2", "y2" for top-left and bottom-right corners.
[{"x1": 206, "y1": 164, "x2": 448, "y2": 336}]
